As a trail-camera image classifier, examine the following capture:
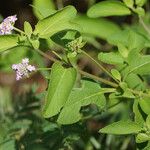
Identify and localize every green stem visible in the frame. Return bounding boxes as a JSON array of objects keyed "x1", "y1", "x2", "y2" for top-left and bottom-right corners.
[
  {"x1": 129, "y1": 89, "x2": 150, "y2": 98},
  {"x1": 139, "y1": 16, "x2": 150, "y2": 36},
  {"x1": 81, "y1": 50, "x2": 119, "y2": 83},
  {"x1": 79, "y1": 69, "x2": 118, "y2": 88},
  {"x1": 13, "y1": 27, "x2": 26, "y2": 35},
  {"x1": 52, "y1": 51, "x2": 62, "y2": 60},
  {"x1": 34, "y1": 49, "x2": 58, "y2": 62}
]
